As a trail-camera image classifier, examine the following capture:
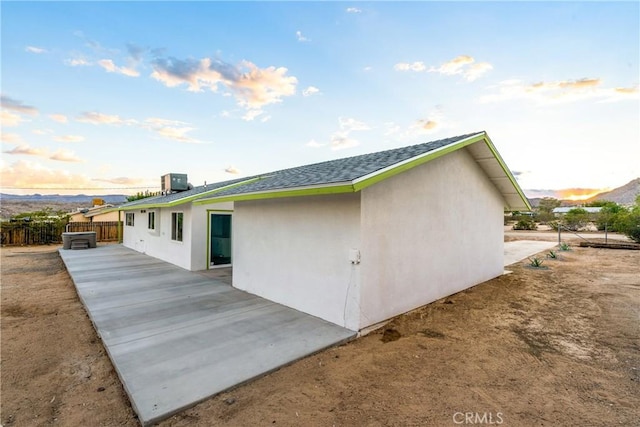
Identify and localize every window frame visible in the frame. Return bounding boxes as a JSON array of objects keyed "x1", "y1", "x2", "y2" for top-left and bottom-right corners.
[
  {"x1": 125, "y1": 212, "x2": 135, "y2": 227},
  {"x1": 148, "y1": 211, "x2": 155, "y2": 230},
  {"x1": 171, "y1": 211, "x2": 184, "y2": 242}
]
